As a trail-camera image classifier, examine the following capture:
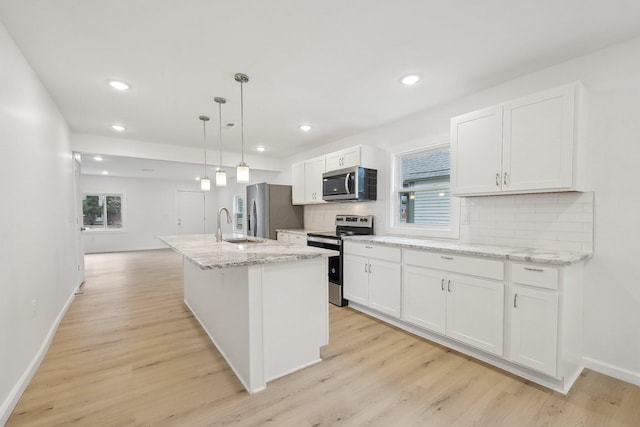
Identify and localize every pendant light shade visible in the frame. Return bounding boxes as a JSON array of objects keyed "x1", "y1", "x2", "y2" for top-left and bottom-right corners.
[
  {"x1": 199, "y1": 115, "x2": 211, "y2": 192},
  {"x1": 200, "y1": 177, "x2": 211, "y2": 191},
  {"x1": 215, "y1": 170, "x2": 227, "y2": 187},
  {"x1": 235, "y1": 73, "x2": 250, "y2": 184},
  {"x1": 236, "y1": 163, "x2": 250, "y2": 183},
  {"x1": 214, "y1": 97, "x2": 228, "y2": 187}
]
